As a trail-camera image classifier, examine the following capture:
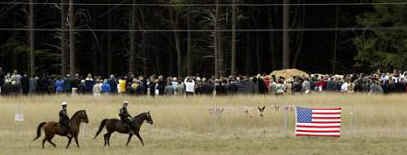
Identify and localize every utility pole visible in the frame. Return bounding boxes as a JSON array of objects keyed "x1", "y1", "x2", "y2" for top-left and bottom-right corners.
[
  {"x1": 231, "y1": 0, "x2": 237, "y2": 74},
  {"x1": 69, "y1": 0, "x2": 76, "y2": 75},
  {"x1": 333, "y1": 5, "x2": 339, "y2": 73},
  {"x1": 60, "y1": 0, "x2": 66, "y2": 75},
  {"x1": 282, "y1": 0, "x2": 290, "y2": 69},
  {"x1": 28, "y1": 0, "x2": 35, "y2": 76}
]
